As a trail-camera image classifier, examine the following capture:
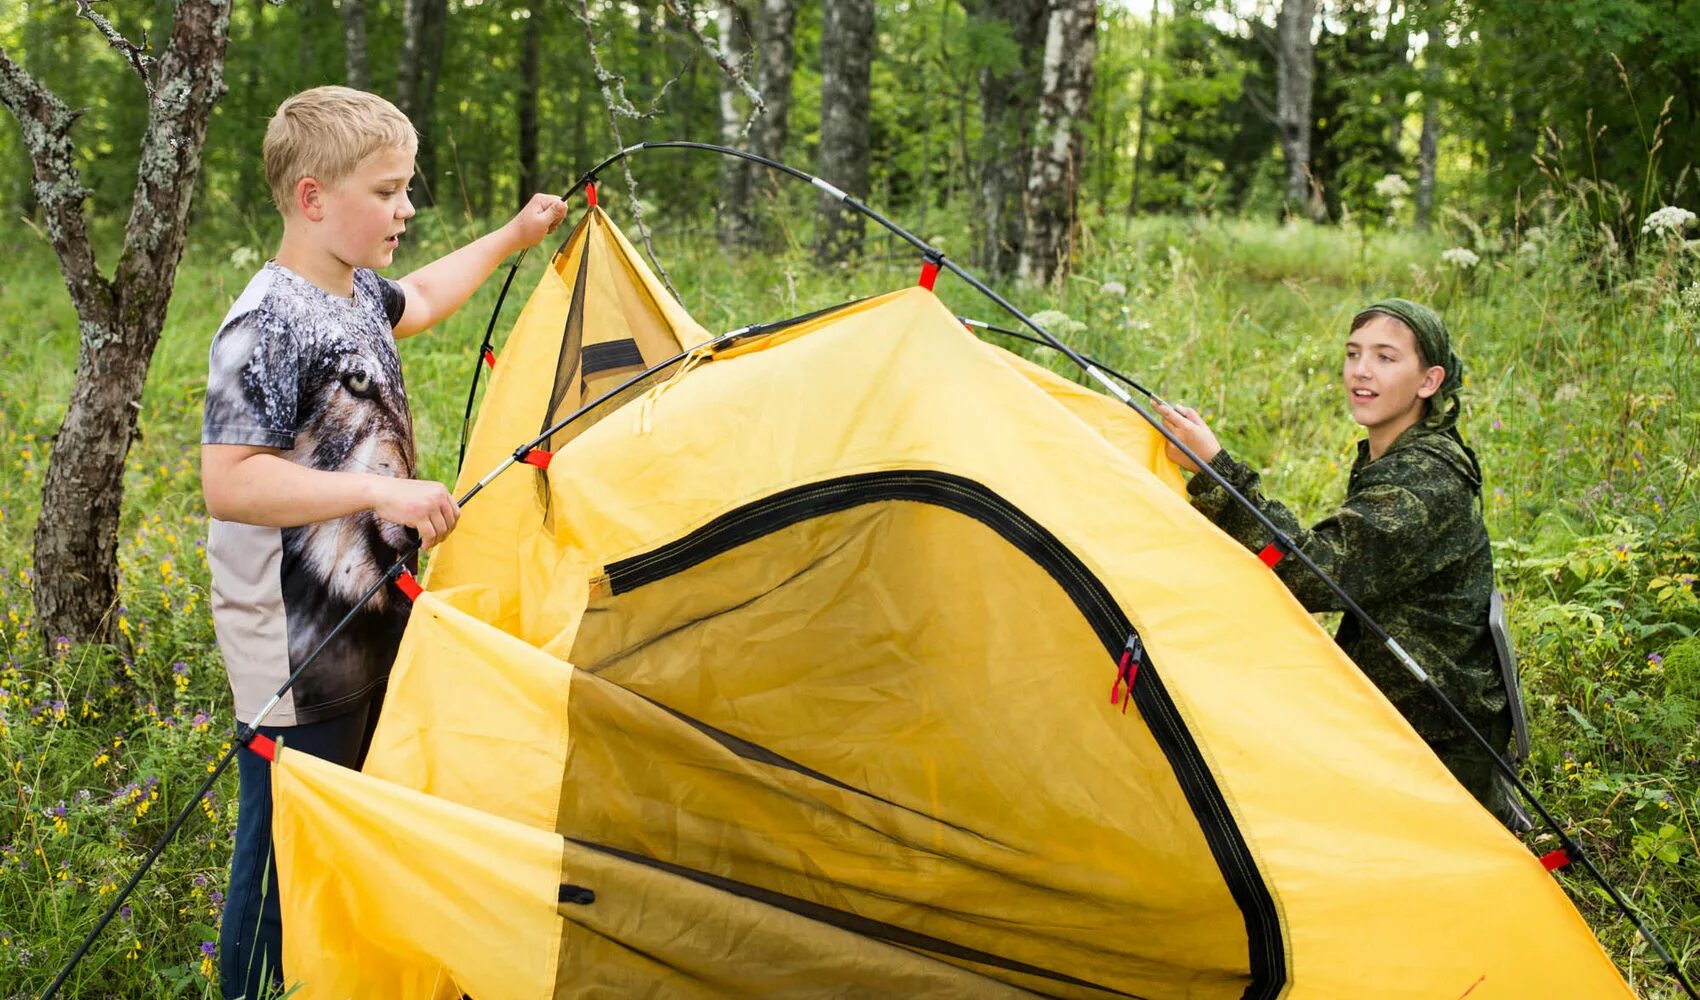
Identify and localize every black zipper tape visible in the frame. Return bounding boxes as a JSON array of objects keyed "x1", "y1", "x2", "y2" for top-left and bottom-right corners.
[{"x1": 600, "y1": 470, "x2": 1286, "y2": 998}]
